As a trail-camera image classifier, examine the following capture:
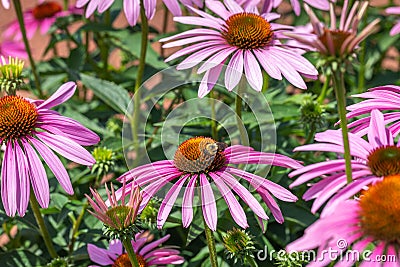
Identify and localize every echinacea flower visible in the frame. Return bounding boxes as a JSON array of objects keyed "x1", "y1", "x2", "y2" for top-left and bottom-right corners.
[
  {"x1": 386, "y1": 6, "x2": 400, "y2": 35},
  {"x1": 286, "y1": 0, "x2": 380, "y2": 62},
  {"x1": 346, "y1": 85, "x2": 400, "y2": 137},
  {"x1": 0, "y1": 40, "x2": 27, "y2": 59},
  {"x1": 86, "y1": 181, "x2": 142, "y2": 240},
  {"x1": 287, "y1": 176, "x2": 400, "y2": 267},
  {"x1": 3, "y1": 2, "x2": 80, "y2": 41},
  {"x1": 0, "y1": 82, "x2": 99, "y2": 217},
  {"x1": 116, "y1": 136, "x2": 301, "y2": 231},
  {"x1": 76, "y1": 0, "x2": 156, "y2": 26},
  {"x1": 262, "y1": 0, "x2": 334, "y2": 16},
  {"x1": 160, "y1": 0, "x2": 318, "y2": 97},
  {"x1": 87, "y1": 232, "x2": 185, "y2": 266},
  {"x1": 289, "y1": 109, "x2": 400, "y2": 215}
]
